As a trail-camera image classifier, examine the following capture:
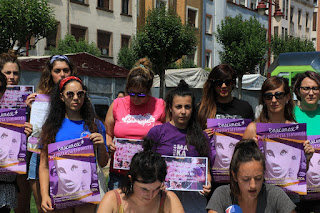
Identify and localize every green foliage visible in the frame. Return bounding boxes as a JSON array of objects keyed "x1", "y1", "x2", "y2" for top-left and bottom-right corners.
[
  {"x1": 117, "y1": 46, "x2": 138, "y2": 70},
  {"x1": 168, "y1": 56, "x2": 197, "y2": 69},
  {"x1": 216, "y1": 14, "x2": 268, "y2": 75},
  {"x1": 49, "y1": 34, "x2": 101, "y2": 56},
  {"x1": 271, "y1": 35, "x2": 315, "y2": 59},
  {"x1": 0, "y1": 0, "x2": 56, "y2": 53}
]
